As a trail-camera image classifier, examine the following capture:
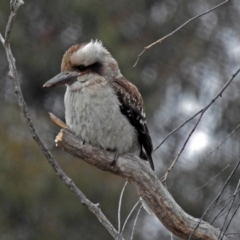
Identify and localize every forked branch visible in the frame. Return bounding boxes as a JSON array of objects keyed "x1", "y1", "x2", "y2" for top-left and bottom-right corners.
[{"x1": 55, "y1": 128, "x2": 229, "y2": 240}]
